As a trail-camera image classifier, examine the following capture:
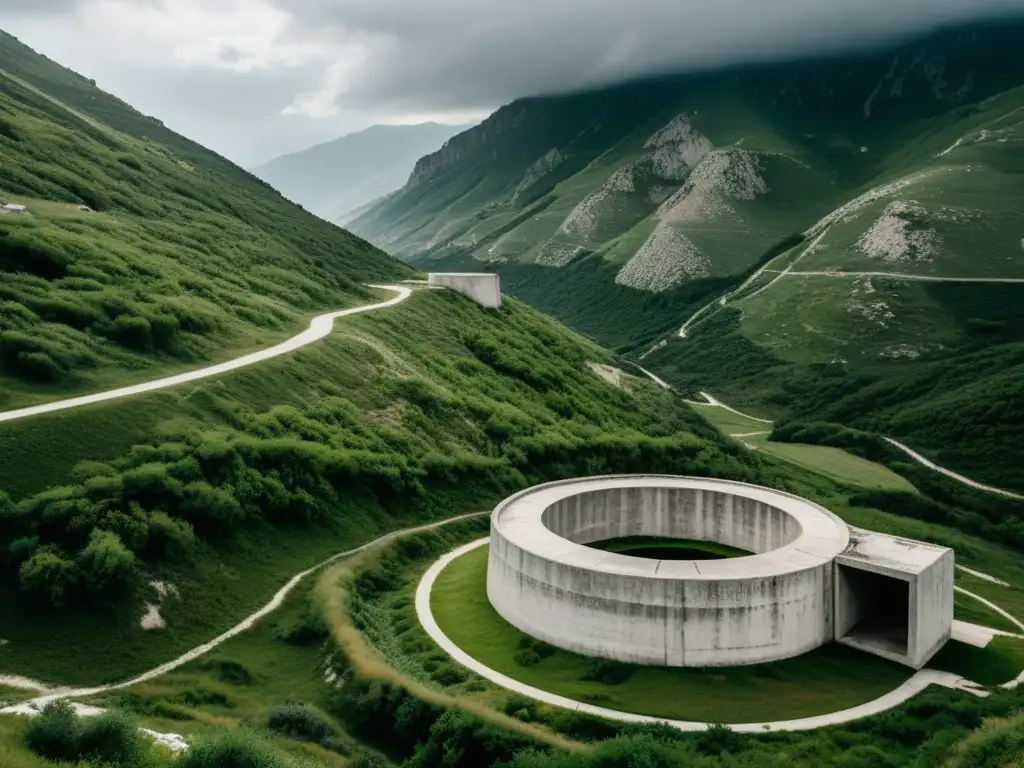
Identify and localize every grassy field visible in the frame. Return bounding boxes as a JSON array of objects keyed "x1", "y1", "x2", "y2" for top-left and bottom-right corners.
[
  {"x1": 929, "y1": 637, "x2": 1024, "y2": 686},
  {"x1": 588, "y1": 536, "x2": 751, "y2": 560},
  {"x1": 430, "y1": 544, "x2": 912, "y2": 723},
  {"x1": 953, "y1": 591, "x2": 1022, "y2": 635},
  {"x1": 690, "y1": 403, "x2": 916, "y2": 493},
  {"x1": 0, "y1": 288, "x2": 743, "y2": 685}
]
